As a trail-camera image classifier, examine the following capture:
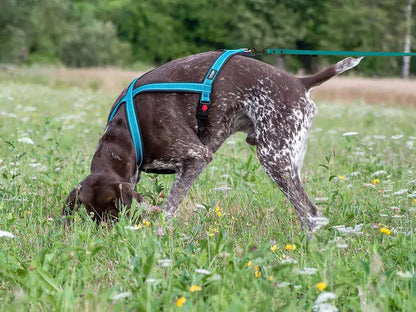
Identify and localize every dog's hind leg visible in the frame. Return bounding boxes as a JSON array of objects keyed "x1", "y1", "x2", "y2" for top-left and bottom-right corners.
[
  {"x1": 256, "y1": 136, "x2": 327, "y2": 232},
  {"x1": 162, "y1": 144, "x2": 213, "y2": 218}
]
